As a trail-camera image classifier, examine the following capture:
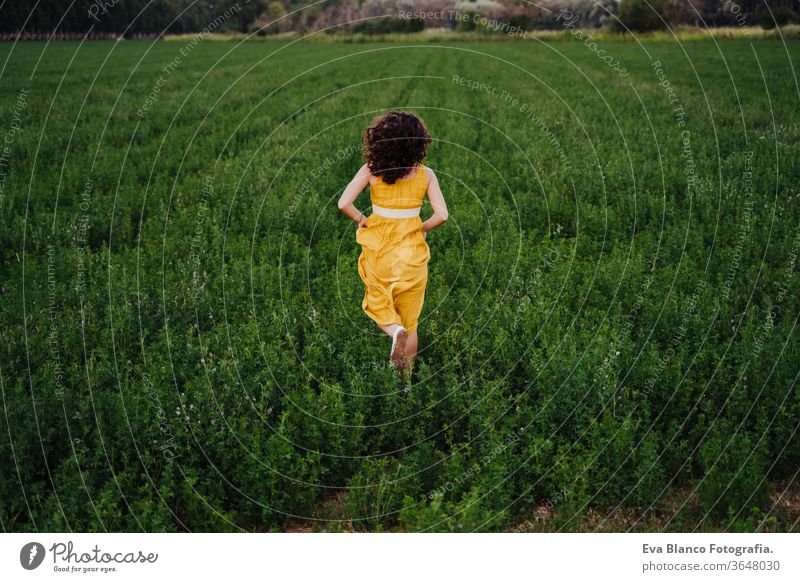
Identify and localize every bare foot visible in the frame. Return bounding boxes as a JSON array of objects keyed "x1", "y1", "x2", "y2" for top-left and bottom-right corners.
[{"x1": 390, "y1": 326, "x2": 408, "y2": 371}]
